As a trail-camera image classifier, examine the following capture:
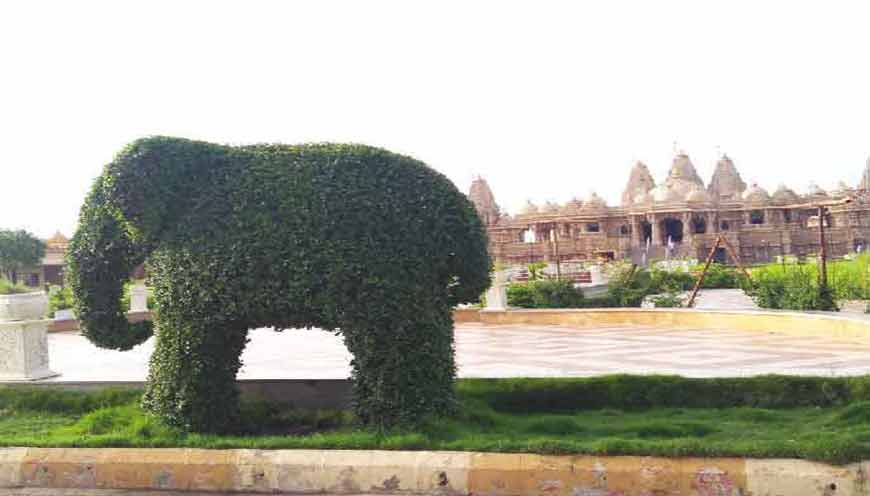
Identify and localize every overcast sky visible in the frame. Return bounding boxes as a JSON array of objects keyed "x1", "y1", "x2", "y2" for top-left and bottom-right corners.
[{"x1": 1, "y1": 1, "x2": 868, "y2": 238}]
